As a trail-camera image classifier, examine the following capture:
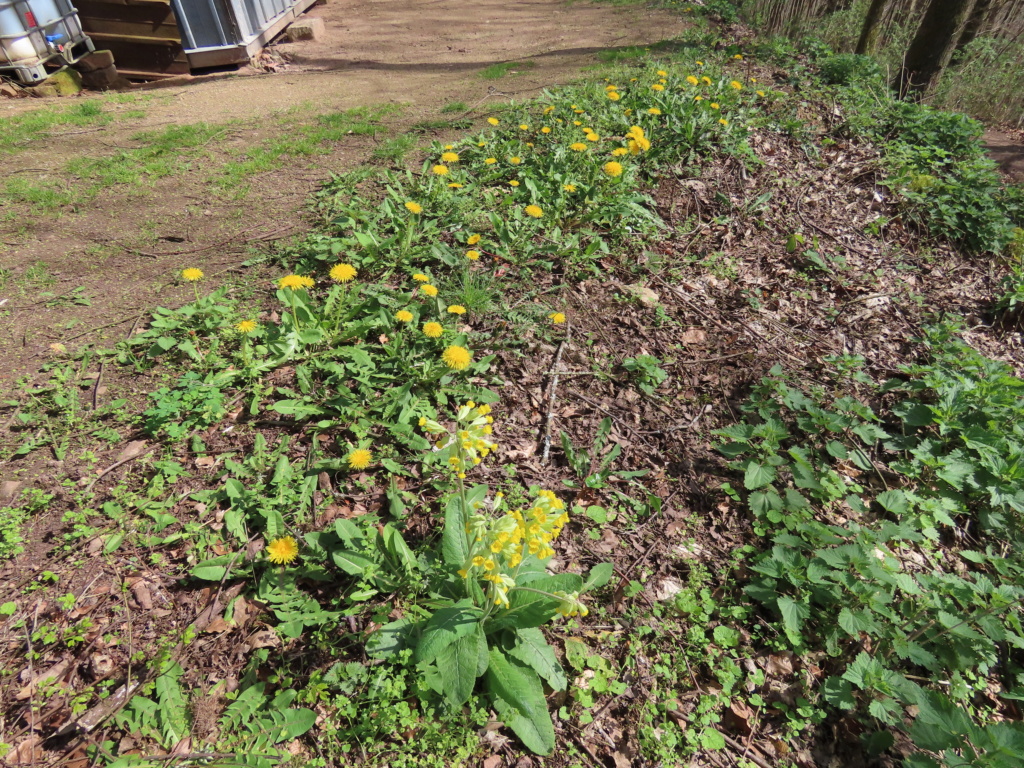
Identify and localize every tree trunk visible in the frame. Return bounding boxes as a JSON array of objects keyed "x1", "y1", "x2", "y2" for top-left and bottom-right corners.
[
  {"x1": 895, "y1": 0, "x2": 979, "y2": 98},
  {"x1": 856, "y1": 0, "x2": 895, "y2": 53}
]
